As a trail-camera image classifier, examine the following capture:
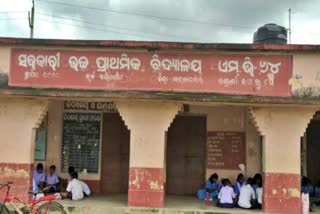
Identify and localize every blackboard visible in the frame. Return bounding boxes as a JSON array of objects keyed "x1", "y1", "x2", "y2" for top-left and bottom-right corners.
[
  {"x1": 207, "y1": 131, "x2": 245, "y2": 170},
  {"x1": 61, "y1": 112, "x2": 101, "y2": 174}
]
